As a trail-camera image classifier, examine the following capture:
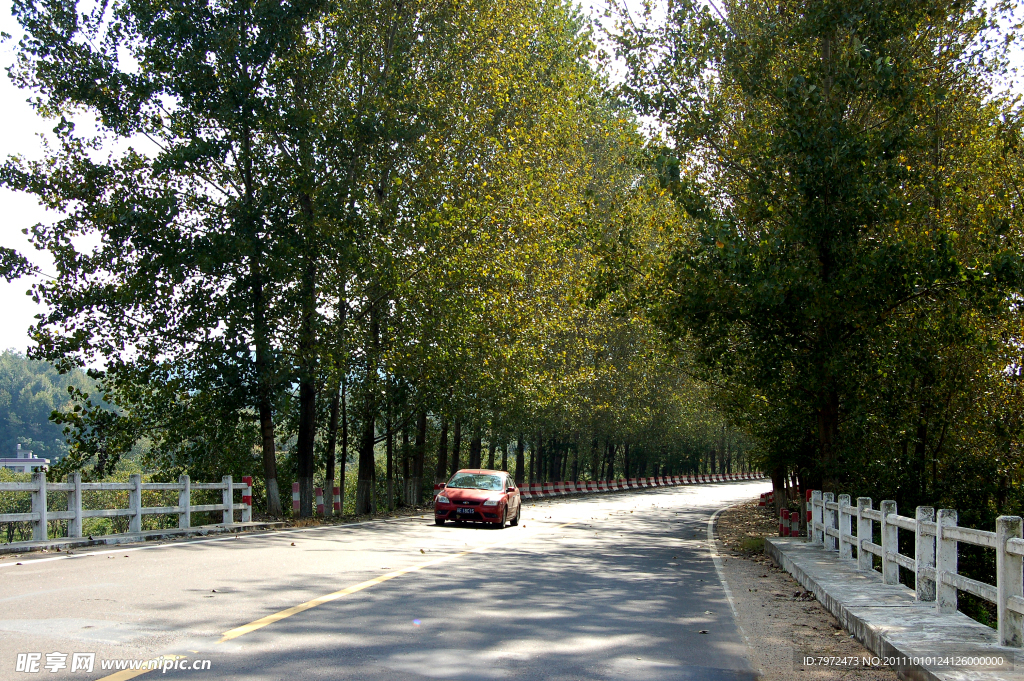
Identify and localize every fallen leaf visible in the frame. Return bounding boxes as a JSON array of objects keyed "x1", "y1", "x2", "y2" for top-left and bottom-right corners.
[{"x1": 698, "y1": 630, "x2": 709, "y2": 634}]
